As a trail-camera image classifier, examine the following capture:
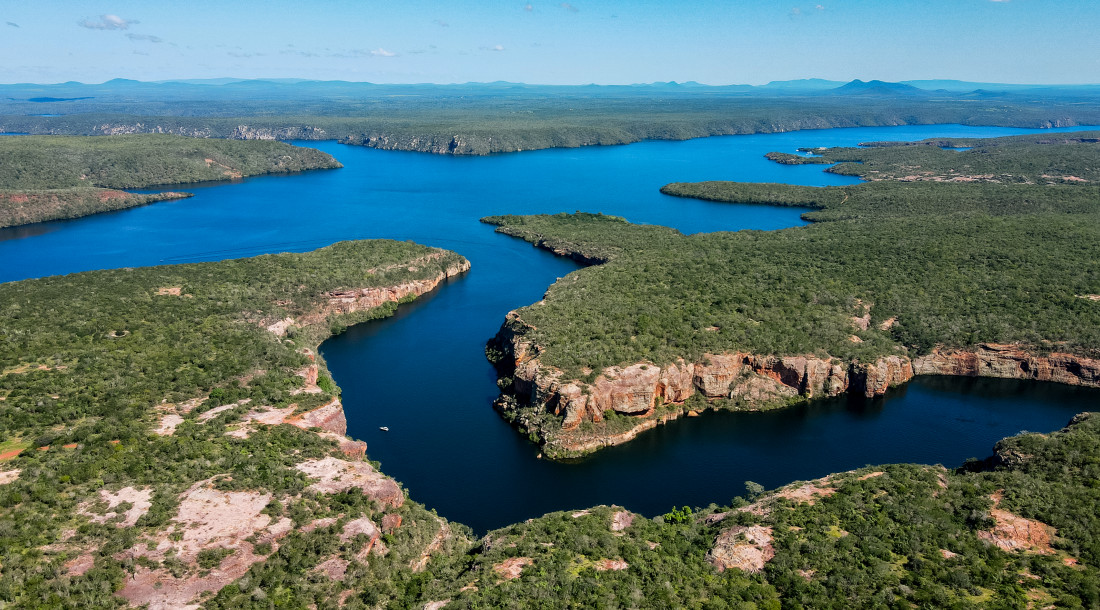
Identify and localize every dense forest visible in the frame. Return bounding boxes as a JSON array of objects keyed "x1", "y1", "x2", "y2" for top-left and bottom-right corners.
[
  {"x1": 0, "y1": 240, "x2": 471, "y2": 608},
  {"x1": 1, "y1": 239, "x2": 1098, "y2": 608},
  {"x1": 2, "y1": 83, "x2": 1099, "y2": 156},
  {"x1": 0, "y1": 134, "x2": 340, "y2": 227},
  {"x1": 482, "y1": 133, "x2": 1100, "y2": 456}
]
